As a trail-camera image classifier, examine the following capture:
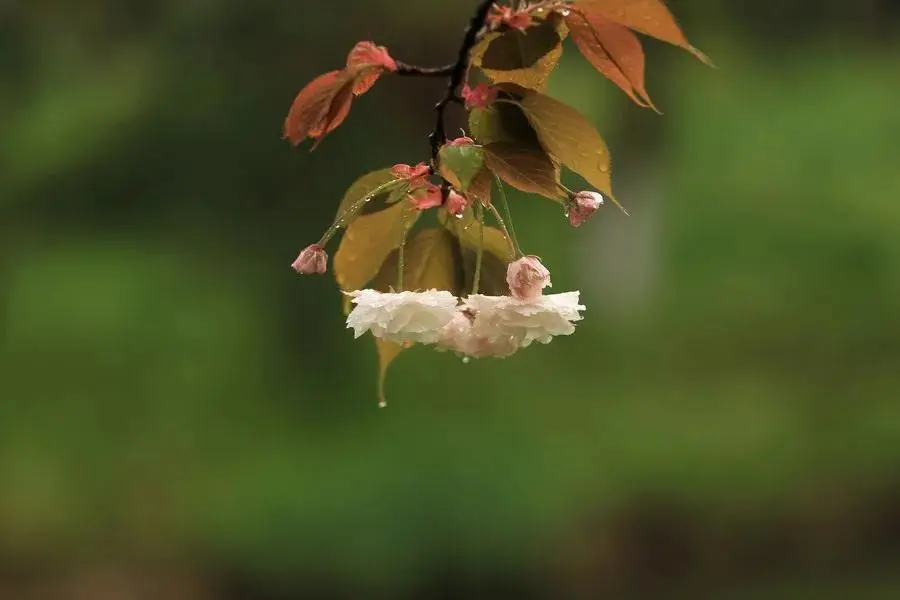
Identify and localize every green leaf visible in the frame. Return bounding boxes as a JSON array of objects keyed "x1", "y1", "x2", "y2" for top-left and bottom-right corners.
[
  {"x1": 518, "y1": 93, "x2": 622, "y2": 208},
  {"x1": 385, "y1": 183, "x2": 411, "y2": 206},
  {"x1": 333, "y1": 201, "x2": 419, "y2": 292},
  {"x1": 333, "y1": 168, "x2": 405, "y2": 225},
  {"x1": 438, "y1": 144, "x2": 486, "y2": 191},
  {"x1": 483, "y1": 141, "x2": 564, "y2": 201},
  {"x1": 480, "y1": 18, "x2": 562, "y2": 70}
]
